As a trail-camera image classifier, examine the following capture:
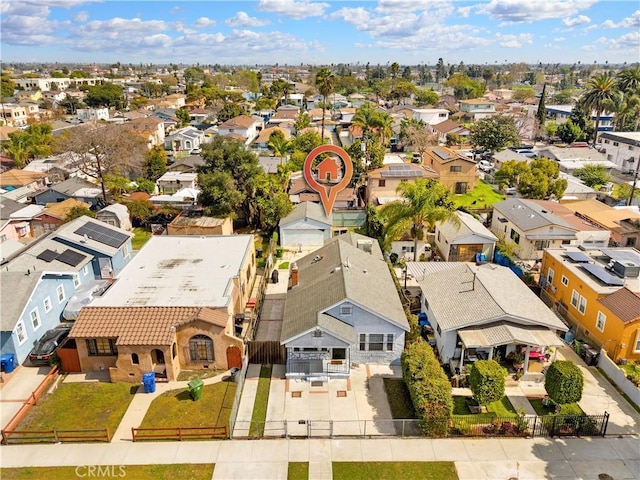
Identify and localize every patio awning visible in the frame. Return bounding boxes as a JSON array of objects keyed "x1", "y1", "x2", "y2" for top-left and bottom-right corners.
[{"x1": 458, "y1": 321, "x2": 564, "y2": 348}]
